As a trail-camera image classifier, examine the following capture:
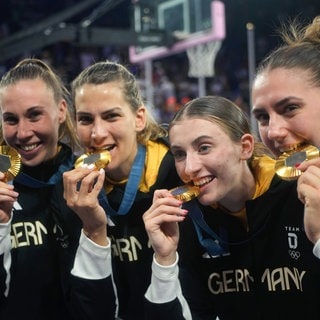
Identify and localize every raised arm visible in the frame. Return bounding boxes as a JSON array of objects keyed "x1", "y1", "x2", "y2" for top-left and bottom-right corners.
[
  {"x1": 63, "y1": 166, "x2": 108, "y2": 245},
  {"x1": 143, "y1": 189, "x2": 192, "y2": 320},
  {"x1": 0, "y1": 171, "x2": 19, "y2": 224}
]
